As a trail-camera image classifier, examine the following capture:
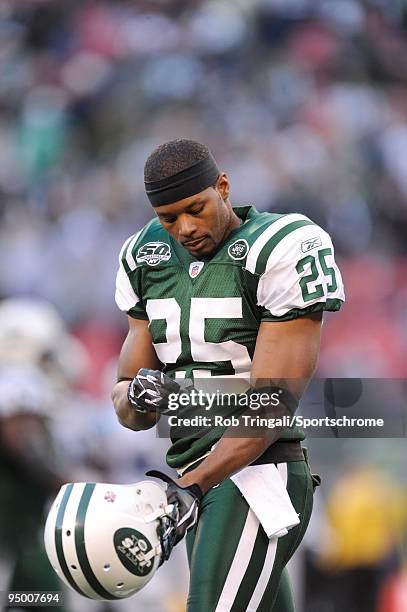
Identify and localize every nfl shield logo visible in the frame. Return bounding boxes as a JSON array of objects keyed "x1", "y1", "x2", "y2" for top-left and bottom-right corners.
[{"x1": 189, "y1": 261, "x2": 204, "y2": 278}]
